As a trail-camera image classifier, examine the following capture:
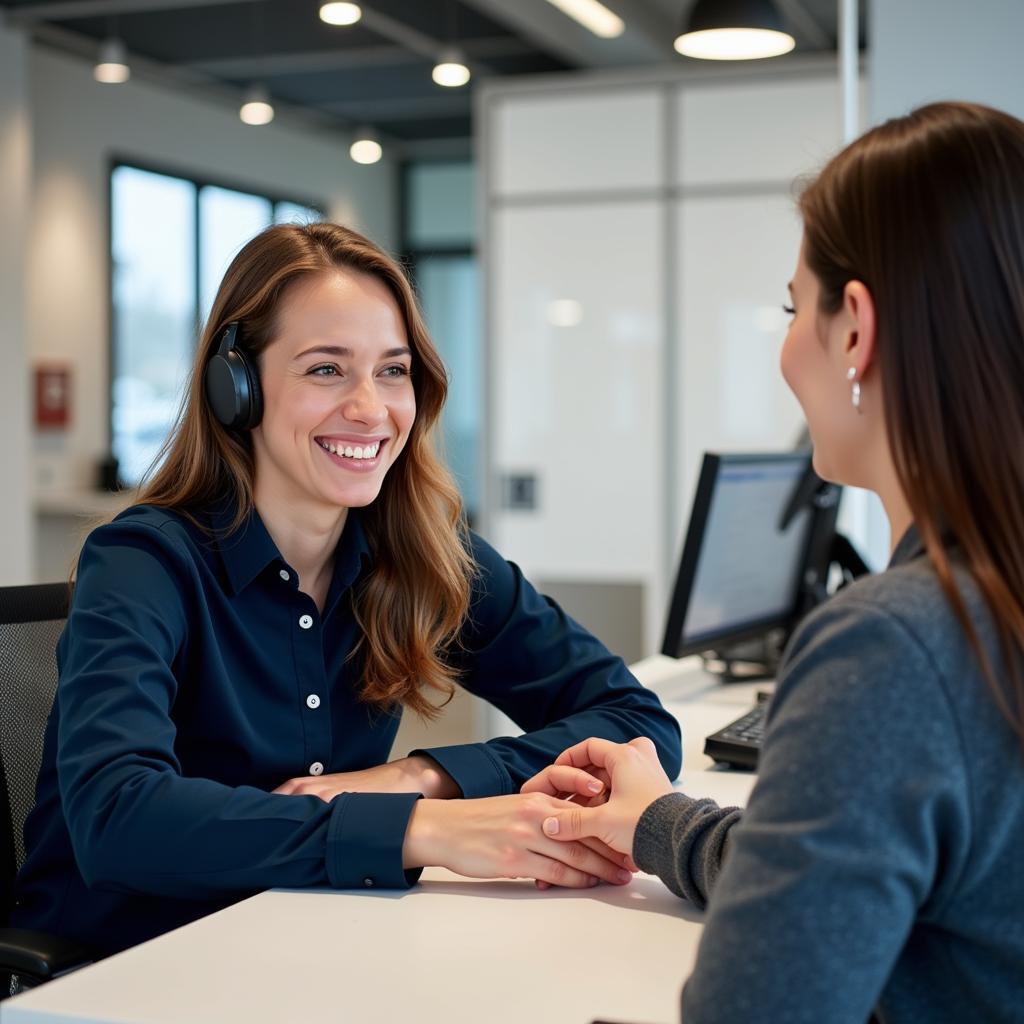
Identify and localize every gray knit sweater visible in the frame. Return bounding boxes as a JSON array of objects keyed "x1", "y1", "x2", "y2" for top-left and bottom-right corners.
[{"x1": 633, "y1": 529, "x2": 1024, "y2": 1023}]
